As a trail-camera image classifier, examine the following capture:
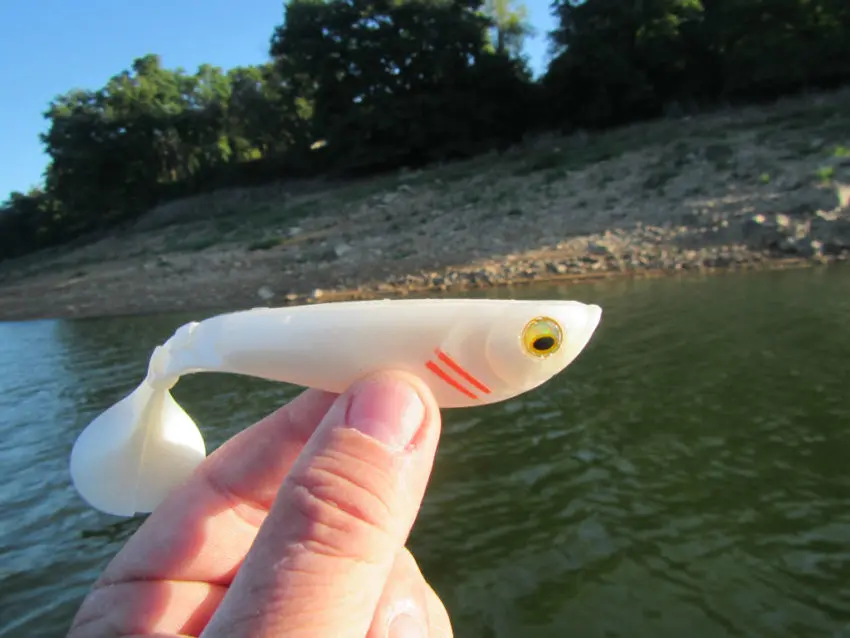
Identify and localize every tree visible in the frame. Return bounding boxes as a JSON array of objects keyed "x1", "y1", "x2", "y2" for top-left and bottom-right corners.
[
  {"x1": 3, "y1": 0, "x2": 850, "y2": 261},
  {"x1": 482, "y1": 0, "x2": 533, "y2": 58},
  {"x1": 270, "y1": 0, "x2": 533, "y2": 171}
]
